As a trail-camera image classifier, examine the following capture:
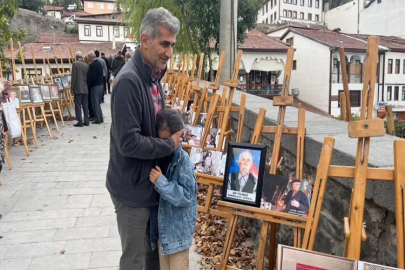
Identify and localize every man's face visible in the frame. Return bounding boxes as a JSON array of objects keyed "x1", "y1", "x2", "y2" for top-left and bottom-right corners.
[
  {"x1": 238, "y1": 152, "x2": 253, "y2": 176},
  {"x1": 293, "y1": 182, "x2": 301, "y2": 192},
  {"x1": 10, "y1": 92, "x2": 16, "y2": 99},
  {"x1": 141, "y1": 27, "x2": 176, "y2": 70}
]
